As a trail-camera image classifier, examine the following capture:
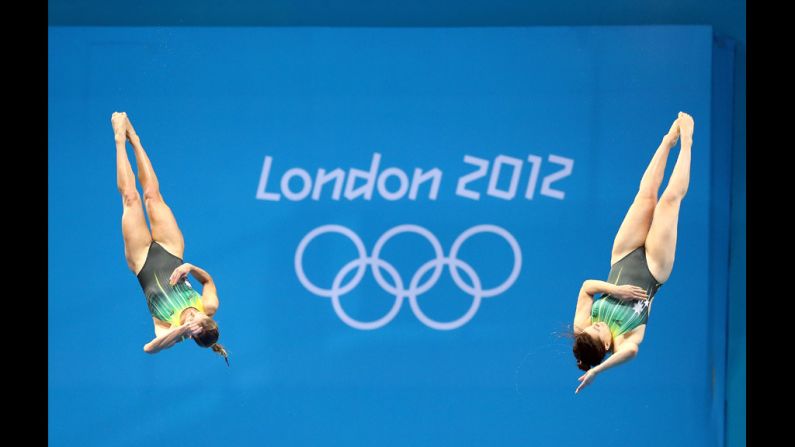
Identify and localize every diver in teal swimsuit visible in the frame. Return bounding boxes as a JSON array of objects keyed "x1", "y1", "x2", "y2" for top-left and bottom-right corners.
[
  {"x1": 113, "y1": 112, "x2": 228, "y2": 365},
  {"x1": 572, "y1": 112, "x2": 694, "y2": 394}
]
